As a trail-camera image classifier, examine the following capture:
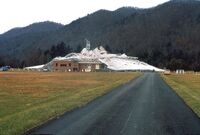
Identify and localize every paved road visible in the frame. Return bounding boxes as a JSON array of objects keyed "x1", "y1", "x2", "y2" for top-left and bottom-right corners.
[{"x1": 27, "y1": 73, "x2": 200, "y2": 135}]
